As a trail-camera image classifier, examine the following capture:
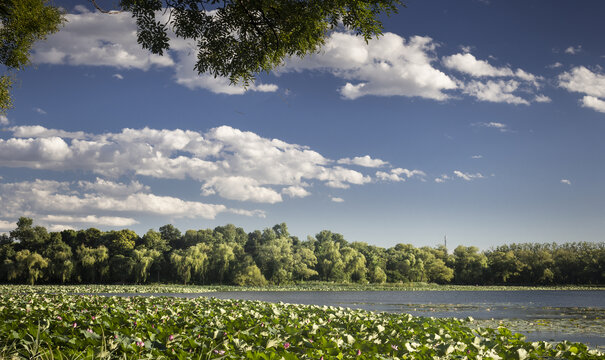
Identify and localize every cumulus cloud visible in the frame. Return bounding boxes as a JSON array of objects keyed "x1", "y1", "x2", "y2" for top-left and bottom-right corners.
[
  {"x1": 0, "y1": 115, "x2": 8, "y2": 125},
  {"x1": 337, "y1": 155, "x2": 388, "y2": 168},
  {"x1": 32, "y1": 7, "x2": 276, "y2": 95},
  {"x1": 113, "y1": 73, "x2": 124, "y2": 80},
  {"x1": 464, "y1": 80, "x2": 530, "y2": 105},
  {"x1": 284, "y1": 32, "x2": 457, "y2": 100},
  {"x1": 442, "y1": 53, "x2": 541, "y2": 103},
  {"x1": 281, "y1": 186, "x2": 311, "y2": 198},
  {"x1": 331, "y1": 197, "x2": 345, "y2": 203},
  {"x1": 560, "y1": 179, "x2": 572, "y2": 185},
  {"x1": 201, "y1": 176, "x2": 283, "y2": 203},
  {"x1": 559, "y1": 66, "x2": 605, "y2": 113},
  {"x1": 559, "y1": 66, "x2": 605, "y2": 98},
  {"x1": 1, "y1": 124, "x2": 381, "y2": 203},
  {"x1": 376, "y1": 168, "x2": 426, "y2": 182},
  {"x1": 534, "y1": 94, "x2": 552, "y2": 103},
  {"x1": 581, "y1": 96, "x2": 605, "y2": 113},
  {"x1": 10, "y1": 125, "x2": 88, "y2": 139},
  {"x1": 471, "y1": 155, "x2": 483, "y2": 159},
  {"x1": 442, "y1": 53, "x2": 514, "y2": 77},
  {"x1": 548, "y1": 62, "x2": 563, "y2": 69},
  {"x1": 0, "y1": 179, "x2": 264, "y2": 230}
]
